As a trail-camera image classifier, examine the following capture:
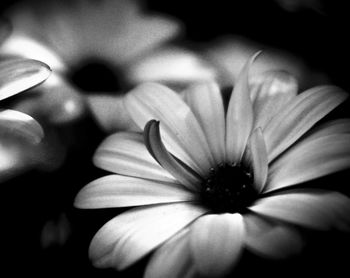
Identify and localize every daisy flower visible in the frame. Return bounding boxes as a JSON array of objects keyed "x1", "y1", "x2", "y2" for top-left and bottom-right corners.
[
  {"x1": 75, "y1": 55, "x2": 350, "y2": 277},
  {"x1": 0, "y1": 0, "x2": 217, "y2": 129}
]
